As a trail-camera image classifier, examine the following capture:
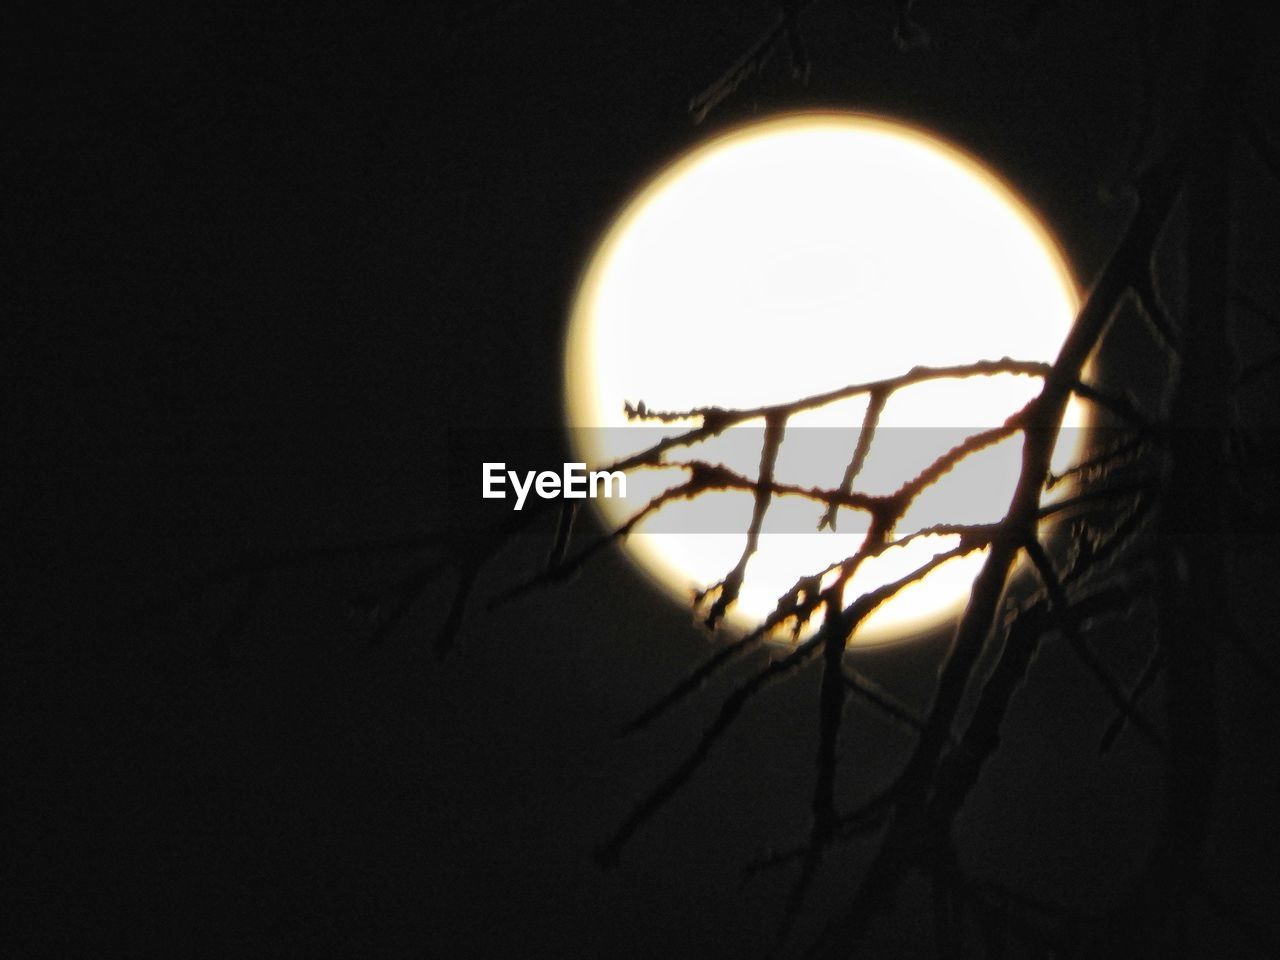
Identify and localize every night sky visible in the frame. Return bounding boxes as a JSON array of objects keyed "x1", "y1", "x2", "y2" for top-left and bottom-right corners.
[{"x1": 8, "y1": 2, "x2": 1280, "y2": 957}]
